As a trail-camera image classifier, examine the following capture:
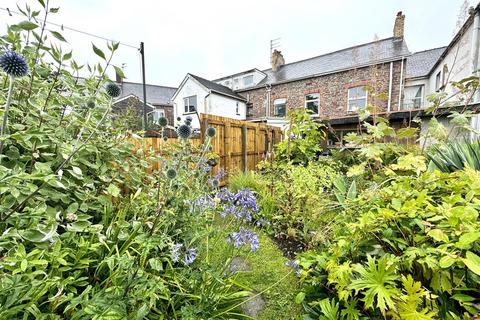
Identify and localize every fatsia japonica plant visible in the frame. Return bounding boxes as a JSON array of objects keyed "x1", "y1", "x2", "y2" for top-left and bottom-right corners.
[{"x1": 0, "y1": 2, "x2": 258, "y2": 319}]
